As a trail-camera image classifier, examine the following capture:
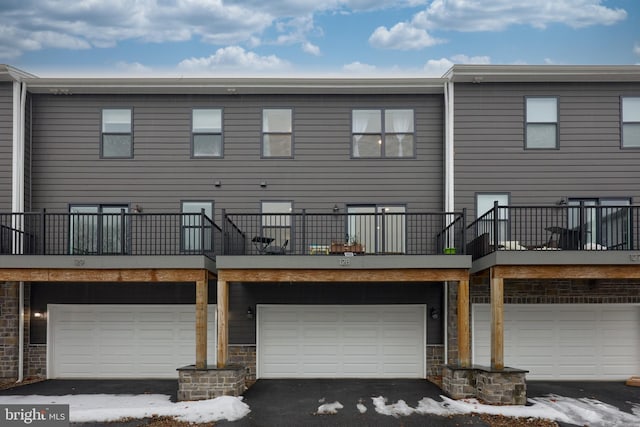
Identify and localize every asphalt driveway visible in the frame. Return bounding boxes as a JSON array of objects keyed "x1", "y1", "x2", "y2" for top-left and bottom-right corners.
[{"x1": 1, "y1": 378, "x2": 639, "y2": 426}]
